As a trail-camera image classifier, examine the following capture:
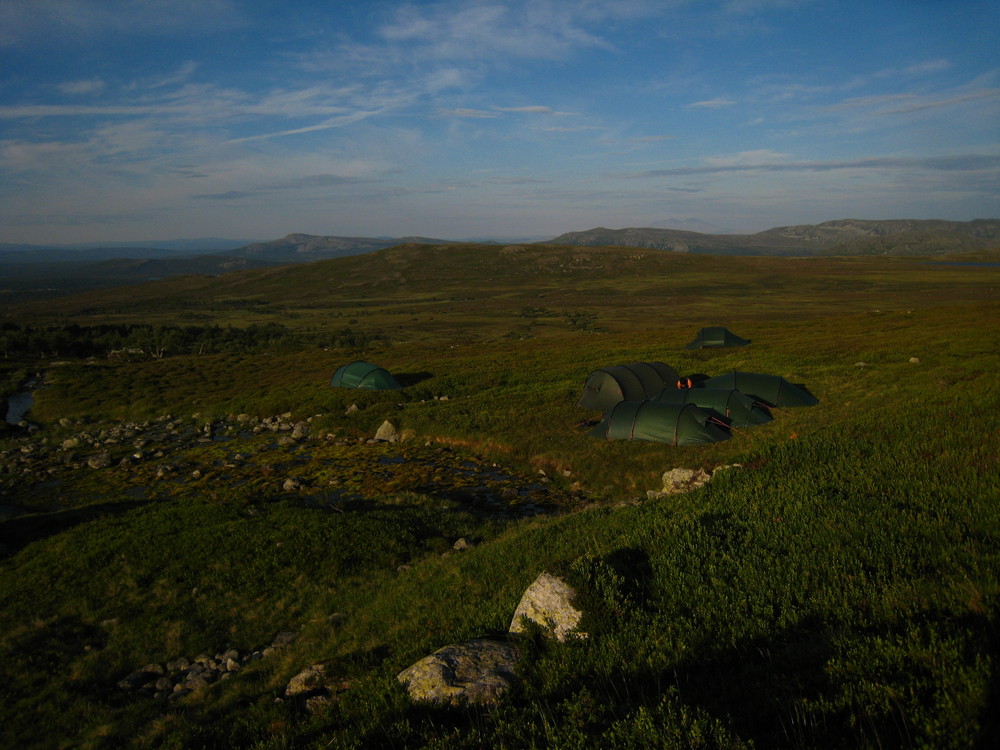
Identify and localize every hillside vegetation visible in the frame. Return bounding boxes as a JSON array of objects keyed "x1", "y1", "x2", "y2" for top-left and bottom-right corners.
[
  {"x1": 1, "y1": 243, "x2": 998, "y2": 748},
  {"x1": 550, "y1": 218, "x2": 1000, "y2": 256}
]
